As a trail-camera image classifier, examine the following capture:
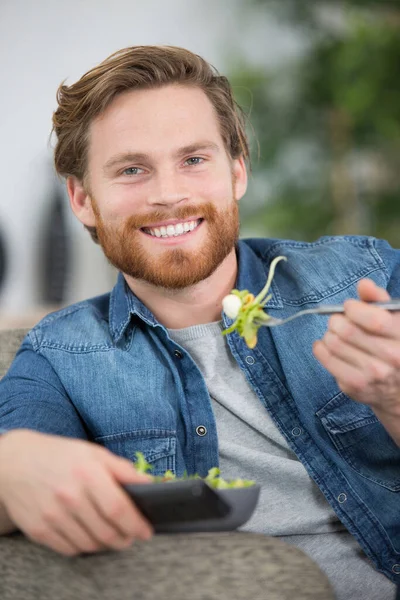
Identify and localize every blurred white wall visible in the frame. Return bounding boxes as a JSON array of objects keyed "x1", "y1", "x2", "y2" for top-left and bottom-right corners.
[{"x1": 0, "y1": 0, "x2": 303, "y2": 314}]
